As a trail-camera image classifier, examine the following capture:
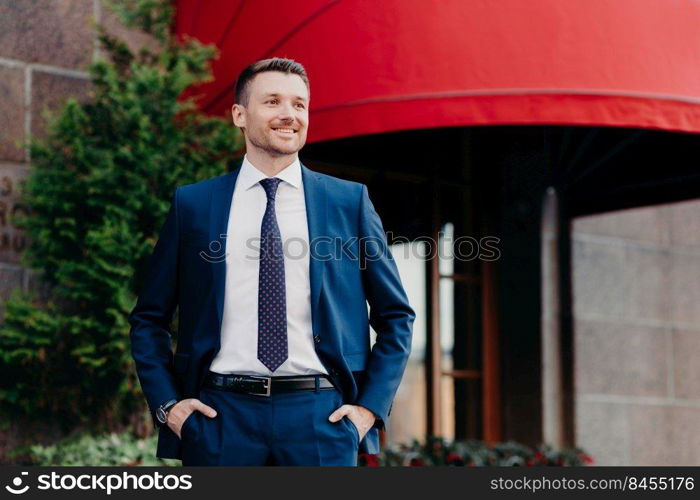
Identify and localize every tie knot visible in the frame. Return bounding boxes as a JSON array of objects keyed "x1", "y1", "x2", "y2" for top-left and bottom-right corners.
[{"x1": 260, "y1": 177, "x2": 282, "y2": 200}]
